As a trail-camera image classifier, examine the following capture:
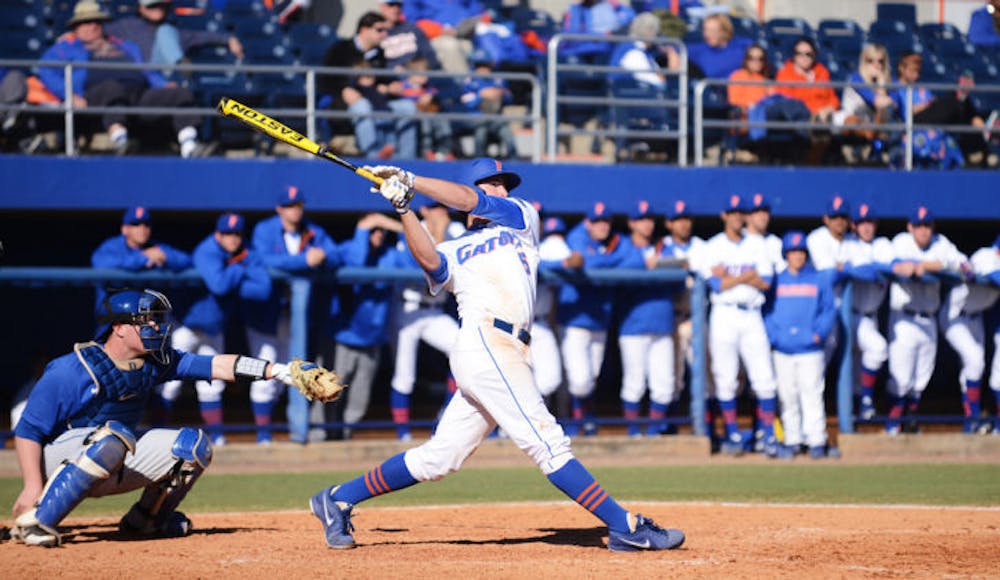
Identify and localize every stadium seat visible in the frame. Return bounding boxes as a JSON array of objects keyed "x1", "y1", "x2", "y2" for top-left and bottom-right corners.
[
  {"x1": 766, "y1": 17, "x2": 814, "y2": 40},
  {"x1": 286, "y1": 22, "x2": 335, "y2": 65},
  {"x1": 818, "y1": 19, "x2": 864, "y2": 64},
  {"x1": 876, "y1": 2, "x2": 916, "y2": 25},
  {"x1": 1, "y1": 4, "x2": 47, "y2": 31},
  {"x1": 174, "y1": 10, "x2": 223, "y2": 33},
  {"x1": 234, "y1": 18, "x2": 280, "y2": 42},
  {"x1": 0, "y1": 30, "x2": 47, "y2": 61},
  {"x1": 731, "y1": 16, "x2": 763, "y2": 41},
  {"x1": 607, "y1": 77, "x2": 672, "y2": 160}
]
